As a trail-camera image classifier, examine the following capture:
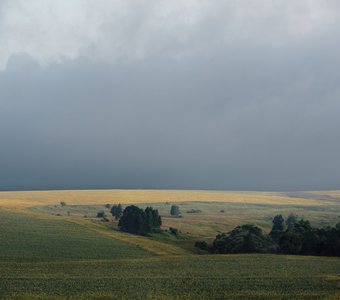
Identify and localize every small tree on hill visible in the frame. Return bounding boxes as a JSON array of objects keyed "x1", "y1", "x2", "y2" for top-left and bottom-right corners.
[{"x1": 170, "y1": 204, "x2": 180, "y2": 216}]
